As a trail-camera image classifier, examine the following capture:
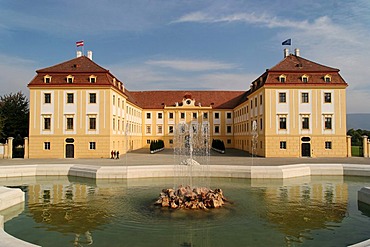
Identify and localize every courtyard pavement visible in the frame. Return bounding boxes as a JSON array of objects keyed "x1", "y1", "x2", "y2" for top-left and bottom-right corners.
[{"x1": 0, "y1": 148, "x2": 370, "y2": 167}]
